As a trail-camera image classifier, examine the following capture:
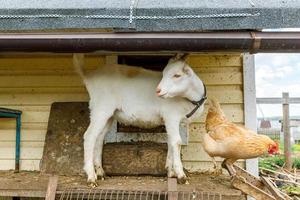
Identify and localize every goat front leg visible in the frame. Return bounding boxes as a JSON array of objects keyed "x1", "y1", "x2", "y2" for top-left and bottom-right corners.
[
  {"x1": 84, "y1": 109, "x2": 113, "y2": 187},
  {"x1": 165, "y1": 118, "x2": 187, "y2": 184},
  {"x1": 165, "y1": 143, "x2": 175, "y2": 177}
]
